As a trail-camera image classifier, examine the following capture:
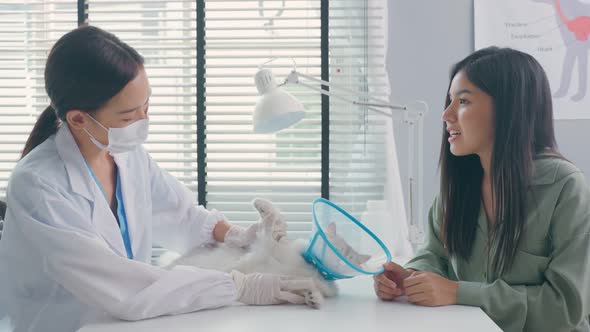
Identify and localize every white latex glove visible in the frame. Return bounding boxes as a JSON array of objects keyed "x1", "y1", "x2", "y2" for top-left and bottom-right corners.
[
  {"x1": 224, "y1": 224, "x2": 261, "y2": 248},
  {"x1": 230, "y1": 270, "x2": 315, "y2": 305}
]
